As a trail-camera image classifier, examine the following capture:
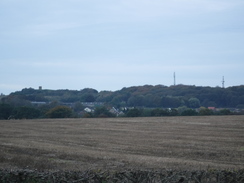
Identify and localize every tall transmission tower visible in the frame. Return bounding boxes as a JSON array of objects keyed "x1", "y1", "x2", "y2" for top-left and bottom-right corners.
[
  {"x1": 222, "y1": 76, "x2": 225, "y2": 88},
  {"x1": 174, "y1": 72, "x2": 176, "y2": 86}
]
